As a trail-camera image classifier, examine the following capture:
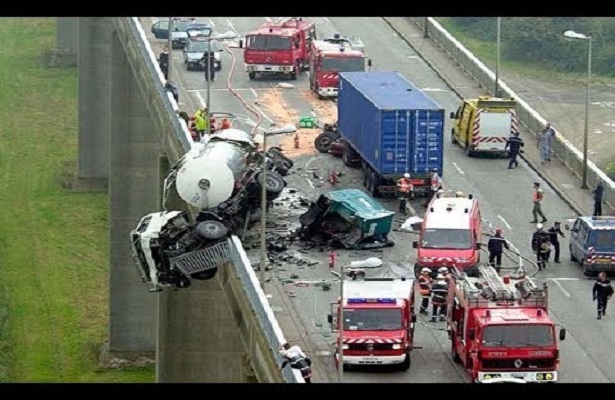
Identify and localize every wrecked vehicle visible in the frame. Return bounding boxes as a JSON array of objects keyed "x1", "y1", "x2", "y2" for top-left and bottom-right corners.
[
  {"x1": 297, "y1": 188, "x2": 395, "y2": 250},
  {"x1": 130, "y1": 127, "x2": 293, "y2": 292}
]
